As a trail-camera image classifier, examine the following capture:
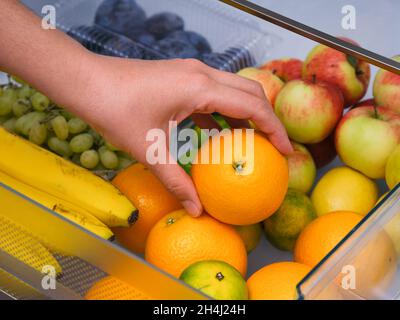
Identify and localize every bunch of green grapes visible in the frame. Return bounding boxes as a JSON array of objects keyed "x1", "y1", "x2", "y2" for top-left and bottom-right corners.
[{"x1": 0, "y1": 75, "x2": 136, "y2": 178}]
